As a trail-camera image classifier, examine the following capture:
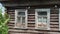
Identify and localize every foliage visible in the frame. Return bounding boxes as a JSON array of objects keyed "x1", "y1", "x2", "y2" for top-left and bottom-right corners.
[{"x1": 0, "y1": 9, "x2": 10, "y2": 34}]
